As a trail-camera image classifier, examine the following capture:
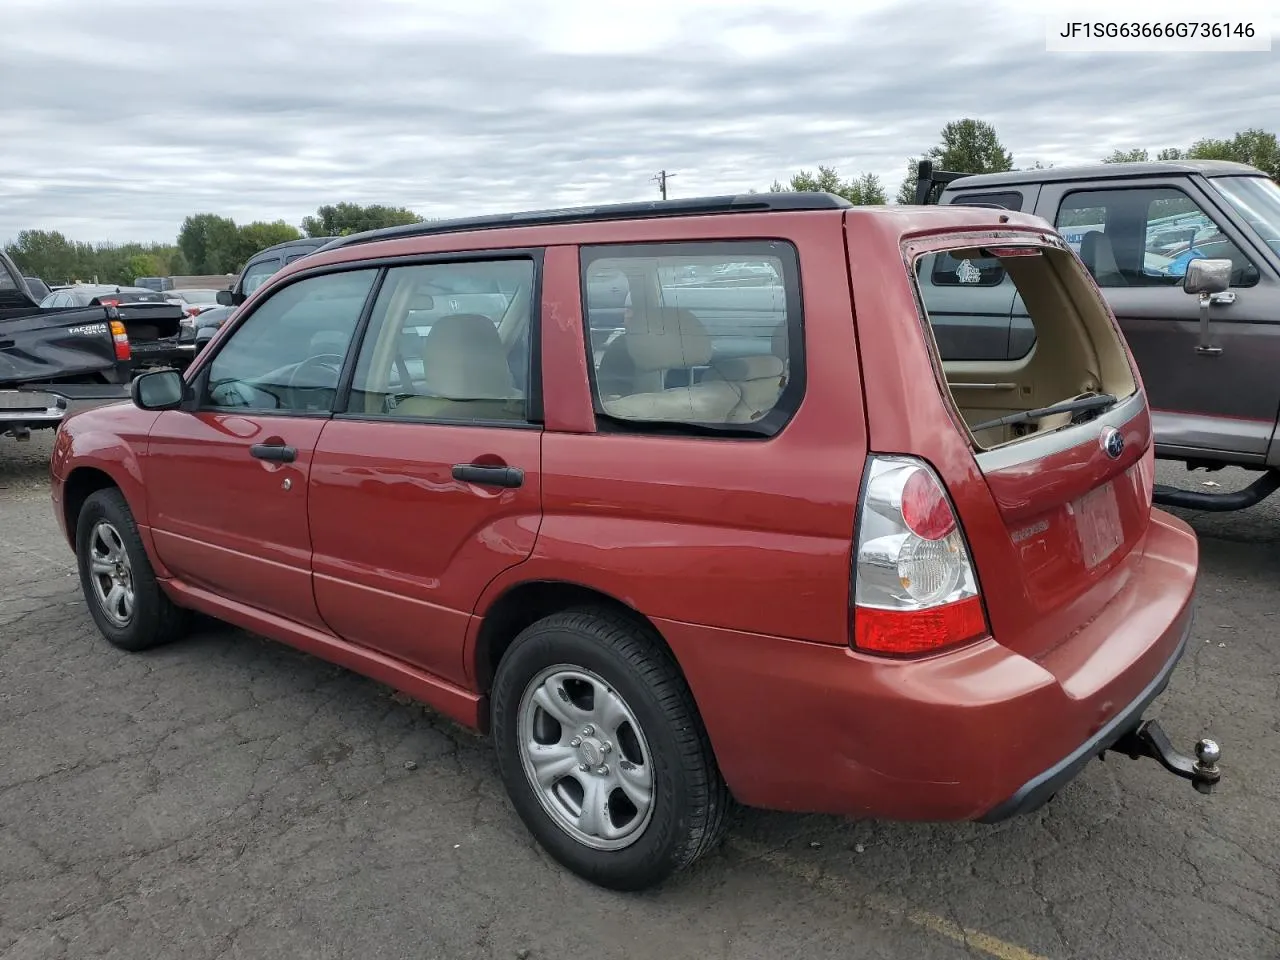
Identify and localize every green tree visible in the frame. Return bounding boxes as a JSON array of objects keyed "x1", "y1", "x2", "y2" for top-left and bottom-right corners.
[
  {"x1": 1187, "y1": 128, "x2": 1279, "y2": 178},
  {"x1": 300, "y1": 202, "x2": 421, "y2": 238},
  {"x1": 125, "y1": 253, "x2": 161, "y2": 281},
  {"x1": 4, "y1": 230, "x2": 79, "y2": 282},
  {"x1": 897, "y1": 119, "x2": 1014, "y2": 204},
  {"x1": 1103, "y1": 148, "x2": 1150, "y2": 163},
  {"x1": 768, "y1": 165, "x2": 886, "y2": 204},
  {"x1": 231, "y1": 220, "x2": 302, "y2": 271},
  {"x1": 178, "y1": 213, "x2": 241, "y2": 273}
]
